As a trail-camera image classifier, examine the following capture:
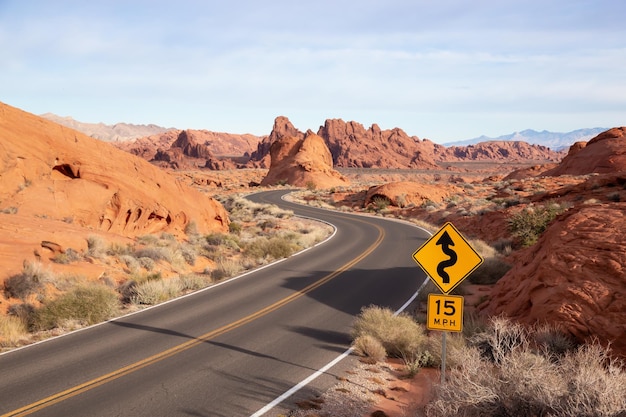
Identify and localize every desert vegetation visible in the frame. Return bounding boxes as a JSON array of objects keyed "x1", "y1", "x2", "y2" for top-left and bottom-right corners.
[
  {"x1": 0, "y1": 194, "x2": 332, "y2": 349},
  {"x1": 351, "y1": 307, "x2": 626, "y2": 417}
]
